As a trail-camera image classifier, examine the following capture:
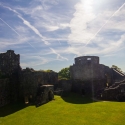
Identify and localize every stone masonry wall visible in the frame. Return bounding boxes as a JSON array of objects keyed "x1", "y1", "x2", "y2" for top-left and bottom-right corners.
[
  {"x1": 0, "y1": 50, "x2": 20, "y2": 76},
  {"x1": 112, "y1": 68, "x2": 125, "y2": 82},
  {"x1": 70, "y1": 56, "x2": 113, "y2": 96},
  {"x1": 70, "y1": 56, "x2": 107, "y2": 81},
  {"x1": 19, "y1": 69, "x2": 58, "y2": 101},
  {"x1": 0, "y1": 79, "x2": 10, "y2": 107},
  {"x1": 9, "y1": 74, "x2": 20, "y2": 102},
  {"x1": 72, "y1": 79, "x2": 106, "y2": 96},
  {"x1": 58, "y1": 80, "x2": 72, "y2": 92}
]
